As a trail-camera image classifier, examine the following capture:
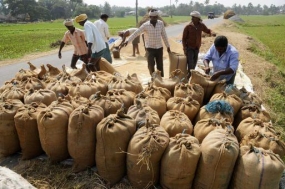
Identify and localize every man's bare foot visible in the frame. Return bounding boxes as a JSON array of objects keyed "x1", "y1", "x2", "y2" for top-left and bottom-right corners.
[{"x1": 132, "y1": 54, "x2": 135, "y2": 57}]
